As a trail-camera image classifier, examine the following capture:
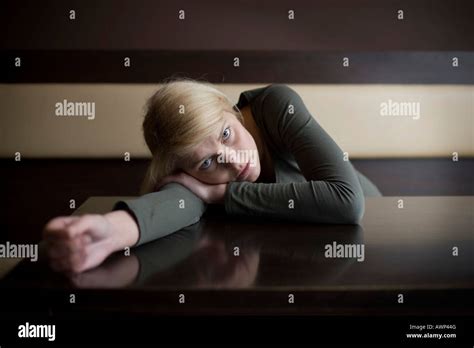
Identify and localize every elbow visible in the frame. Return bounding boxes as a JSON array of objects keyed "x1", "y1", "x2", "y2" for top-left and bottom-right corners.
[
  {"x1": 329, "y1": 181, "x2": 365, "y2": 224},
  {"x1": 341, "y1": 190, "x2": 365, "y2": 224}
]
